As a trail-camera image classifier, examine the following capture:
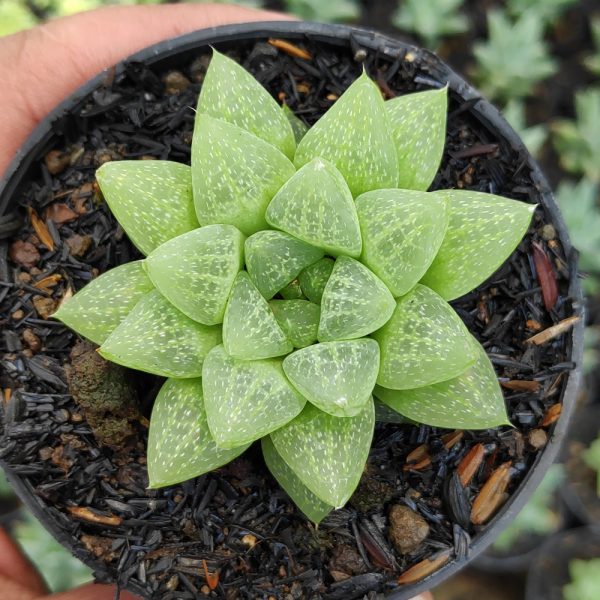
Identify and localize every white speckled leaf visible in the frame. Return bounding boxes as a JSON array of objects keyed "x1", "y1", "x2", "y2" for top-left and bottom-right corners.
[
  {"x1": 283, "y1": 104, "x2": 309, "y2": 145},
  {"x1": 283, "y1": 340, "x2": 380, "y2": 417},
  {"x1": 319, "y1": 256, "x2": 395, "y2": 341},
  {"x1": 269, "y1": 300, "x2": 320, "y2": 348},
  {"x1": 245, "y1": 231, "x2": 324, "y2": 299},
  {"x1": 266, "y1": 158, "x2": 362, "y2": 257},
  {"x1": 279, "y1": 280, "x2": 305, "y2": 300},
  {"x1": 202, "y1": 345, "x2": 306, "y2": 448},
  {"x1": 271, "y1": 399, "x2": 375, "y2": 507},
  {"x1": 96, "y1": 161, "x2": 198, "y2": 256},
  {"x1": 372, "y1": 284, "x2": 477, "y2": 390},
  {"x1": 376, "y1": 339, "x2": 510, "y2": 429},
  {"x1": 294, "y1": 72, "x2": 398, "y2": 196},
  {"x1": 421, "y1": 190, "x2": 536, "y2": 300},
  {"x1": 146, "y1": 225, "x2": 245, "y2": 325},
  {"x1": 192, "y1": 115, "x2": 295, "y2": 235},
  {"x1": 223, "y1": 272, "x2": 292, "y2": 360},
  {"x1": 298, "y1": 258, "x2": 334, "y2": 304},
  {"x1": 54, "y1": 261, "x2": 153, "y2": 345},
  {"x1": 385, "y1": 87, "x2": 448, "y2": 191},
  {"x1": 356, "y1": 189, "x2": 448, "y2": 297},
  {"x1": 99, "y1": 290, "x2": 221, "y2": 378},
  {"x1": 262, "y1": 437, "x2": 333, "y2": 523},
  {"x1": 198, "y1": 50, "x2": 295, "y2": 159},
  {"x1": 148, "y1": 378, "x2": 250, "y2": 488}
]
